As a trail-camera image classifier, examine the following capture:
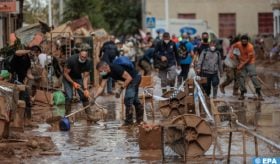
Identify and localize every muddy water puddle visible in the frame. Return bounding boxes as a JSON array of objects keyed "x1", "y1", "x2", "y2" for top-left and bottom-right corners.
[{"x1": 23, "y1": 70, "x2": 280, "y2": 163}]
